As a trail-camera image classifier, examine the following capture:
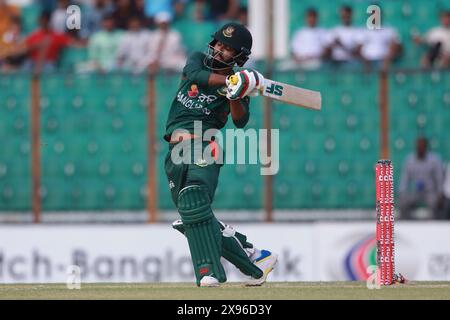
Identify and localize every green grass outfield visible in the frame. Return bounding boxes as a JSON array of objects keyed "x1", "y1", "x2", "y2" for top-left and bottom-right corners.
[{"x1": 0, "y1": 282, "x2": 449, "y2": 300}]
